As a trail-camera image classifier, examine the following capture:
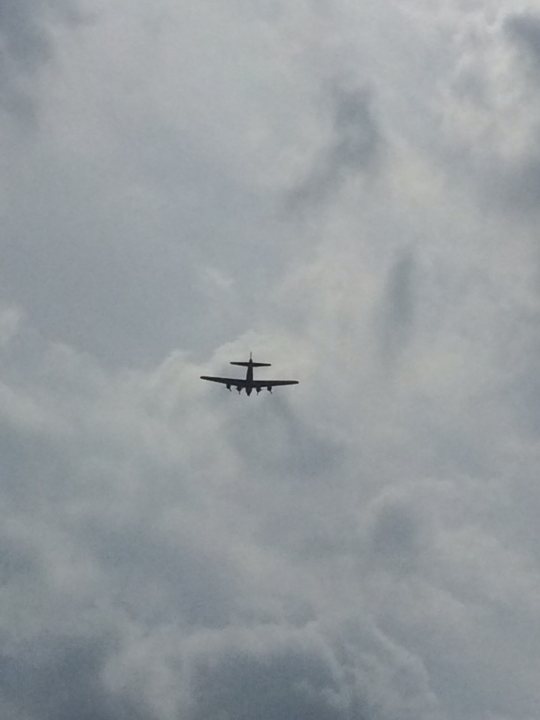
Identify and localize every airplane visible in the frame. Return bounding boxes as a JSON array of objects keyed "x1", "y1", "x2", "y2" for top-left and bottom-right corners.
[{"x1": 201, "y1": 353, "x2": 299, "y2": 396}]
